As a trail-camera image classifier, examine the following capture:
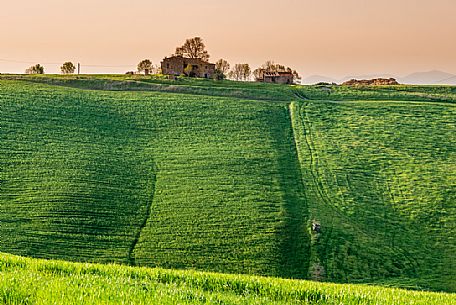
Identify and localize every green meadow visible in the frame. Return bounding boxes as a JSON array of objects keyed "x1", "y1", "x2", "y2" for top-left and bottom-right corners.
[
  {"x1": 1, "y1": 253, "x2": 455, "y2": 305},
  {"x1": 0, "y1": 75, "x2": 455, "y2": 303}
]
